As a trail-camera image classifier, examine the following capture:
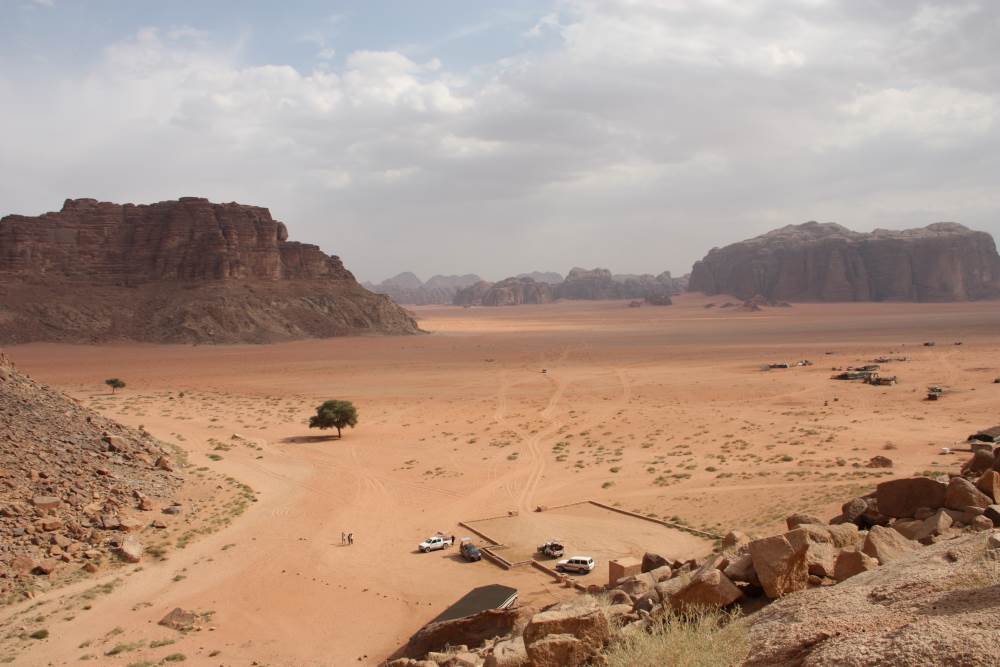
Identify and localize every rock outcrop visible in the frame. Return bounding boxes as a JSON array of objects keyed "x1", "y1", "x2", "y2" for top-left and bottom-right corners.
[
  {"x1": 689, "y1": 221, "x2": 1000, "y2": 302},
  {"x1": 454, "y1": 277, "x2": 555, "y2": 307},
  {"x1": 366, "y1": 273, "x2": 483, "y2": 305},
  {"x1": 0, "y1": 198, "x2": 418, "y2": 343}
]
